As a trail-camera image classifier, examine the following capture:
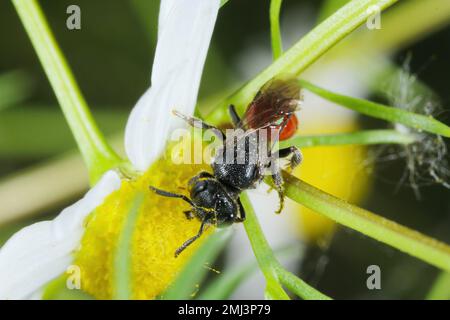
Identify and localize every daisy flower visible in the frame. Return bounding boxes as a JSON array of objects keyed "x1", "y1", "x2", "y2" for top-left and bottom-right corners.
[{"x1": 0, "y1": 0, "x2": 220, "y2": 299}]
